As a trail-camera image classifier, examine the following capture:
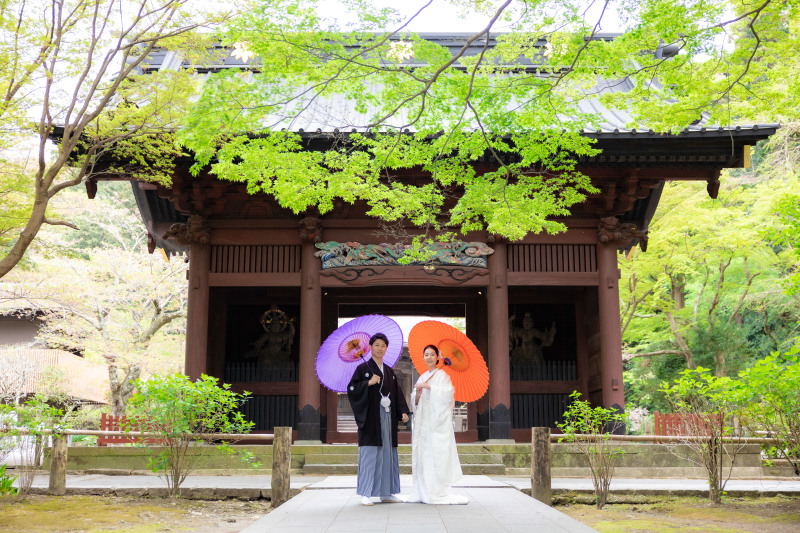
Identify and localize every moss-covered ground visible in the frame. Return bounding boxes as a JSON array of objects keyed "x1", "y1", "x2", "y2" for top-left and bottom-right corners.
[
  {"x1": 1, "y1": 493, "x2": 798, "y2": 532},
  {"x1": 558, "y1": 495, "x2": 800, "y2": 533},
  {"x1": 0, "y1": 495, "x2": 271, "y2": 532}
]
